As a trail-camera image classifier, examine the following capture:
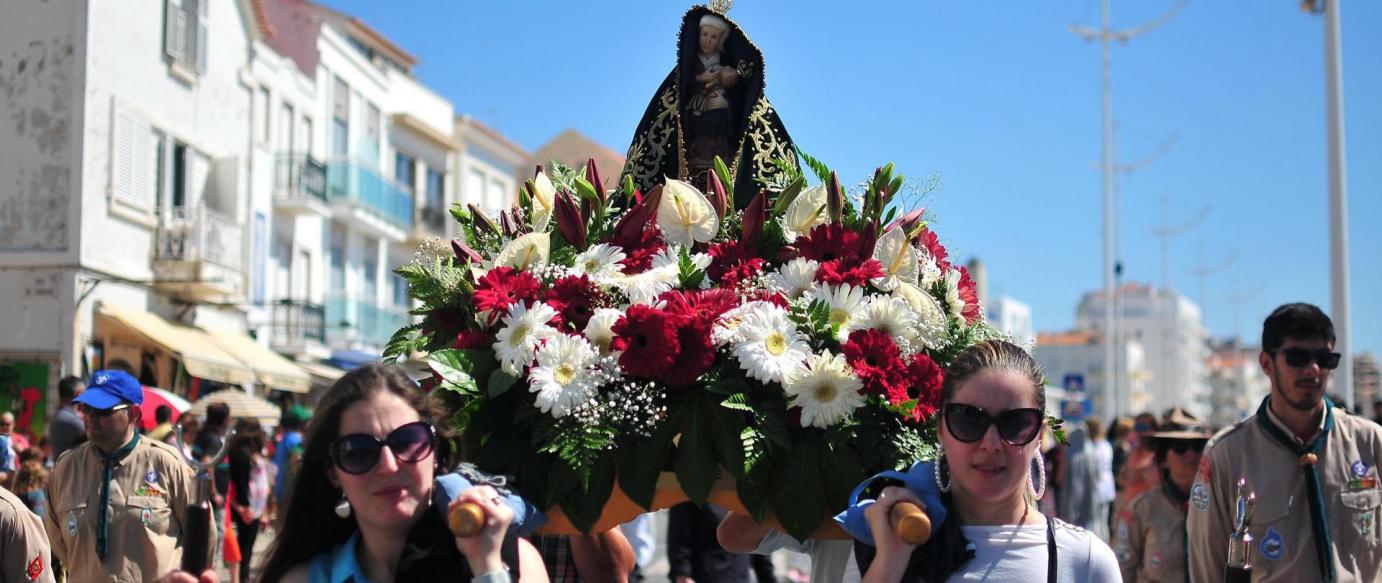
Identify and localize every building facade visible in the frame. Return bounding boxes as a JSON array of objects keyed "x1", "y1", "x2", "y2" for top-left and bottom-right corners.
[
  {"x1": 986, "y1": 296, "x2": 1035, "y2": 350},
  {"x1": 1204, "y1": 339, "x2": 1271, "y2": 428},
  {"x1": 1034, "y1": 330, "x2": 1151, "y2": 421}
]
